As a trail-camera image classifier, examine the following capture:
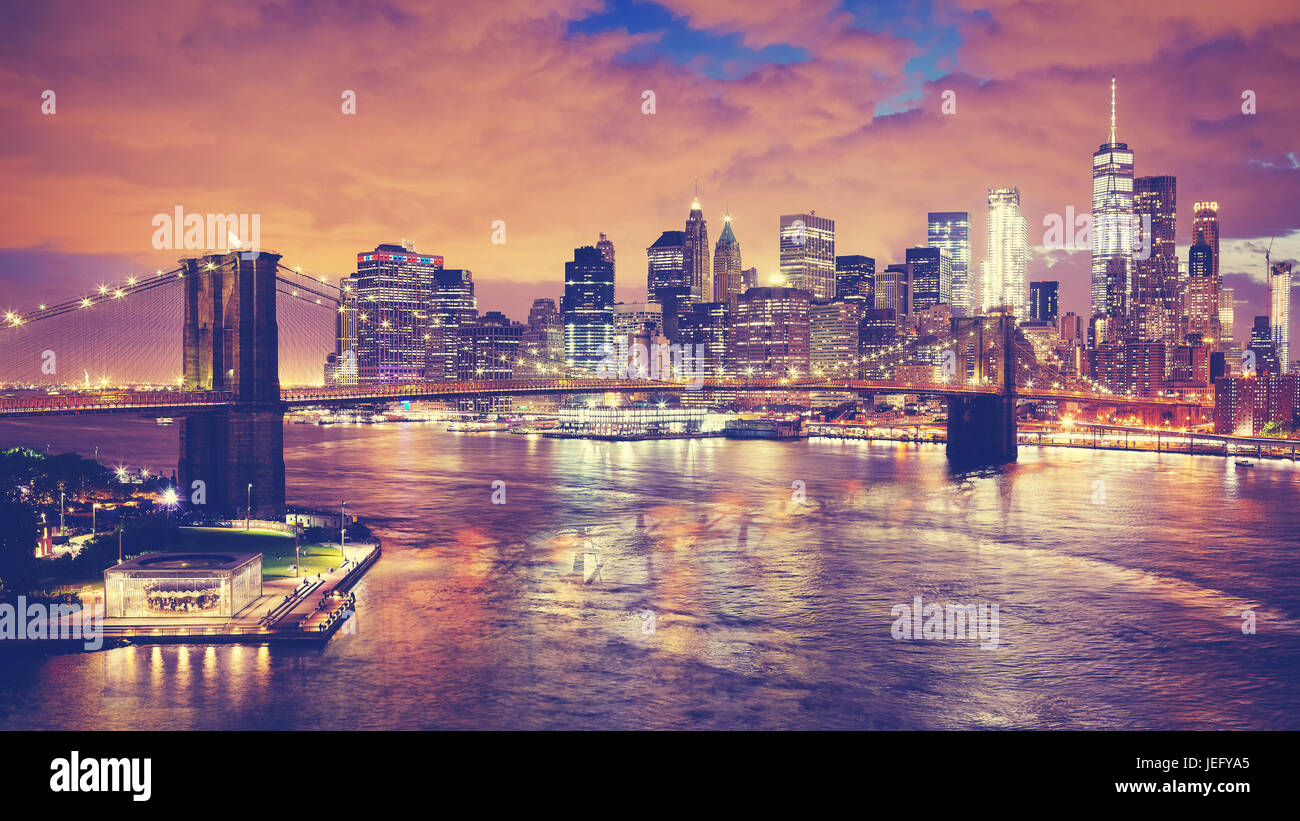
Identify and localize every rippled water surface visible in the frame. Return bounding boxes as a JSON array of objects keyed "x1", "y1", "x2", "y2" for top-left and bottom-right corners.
[{"x1": 1, "y1": 417, "x2": 1298, "y2": 729}]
